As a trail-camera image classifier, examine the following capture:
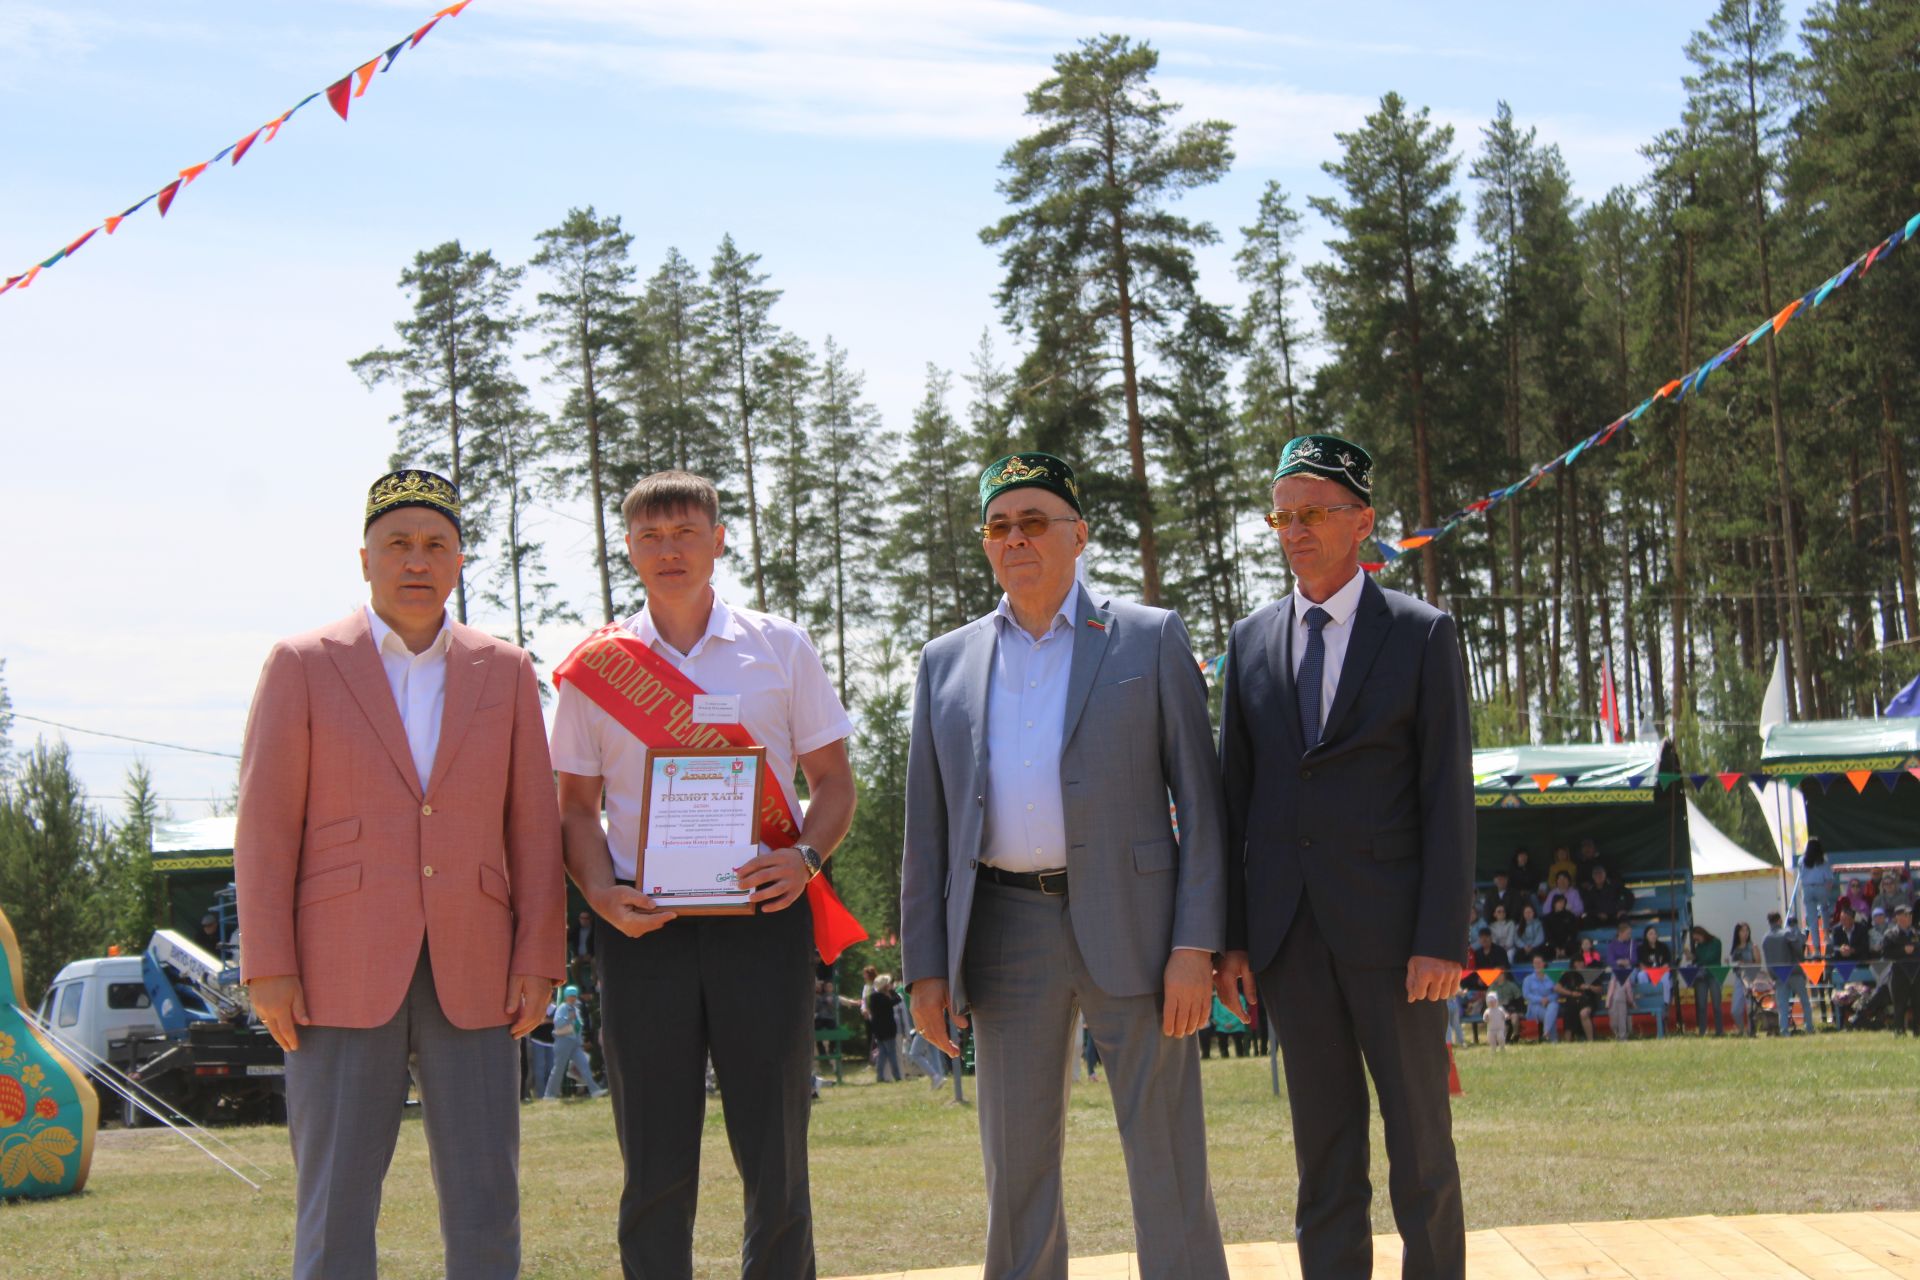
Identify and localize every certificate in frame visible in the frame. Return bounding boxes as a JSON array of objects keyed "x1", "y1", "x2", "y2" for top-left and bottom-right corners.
[{"x1": 636, "y1": 745, "x2": 766, "y2": 915}]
